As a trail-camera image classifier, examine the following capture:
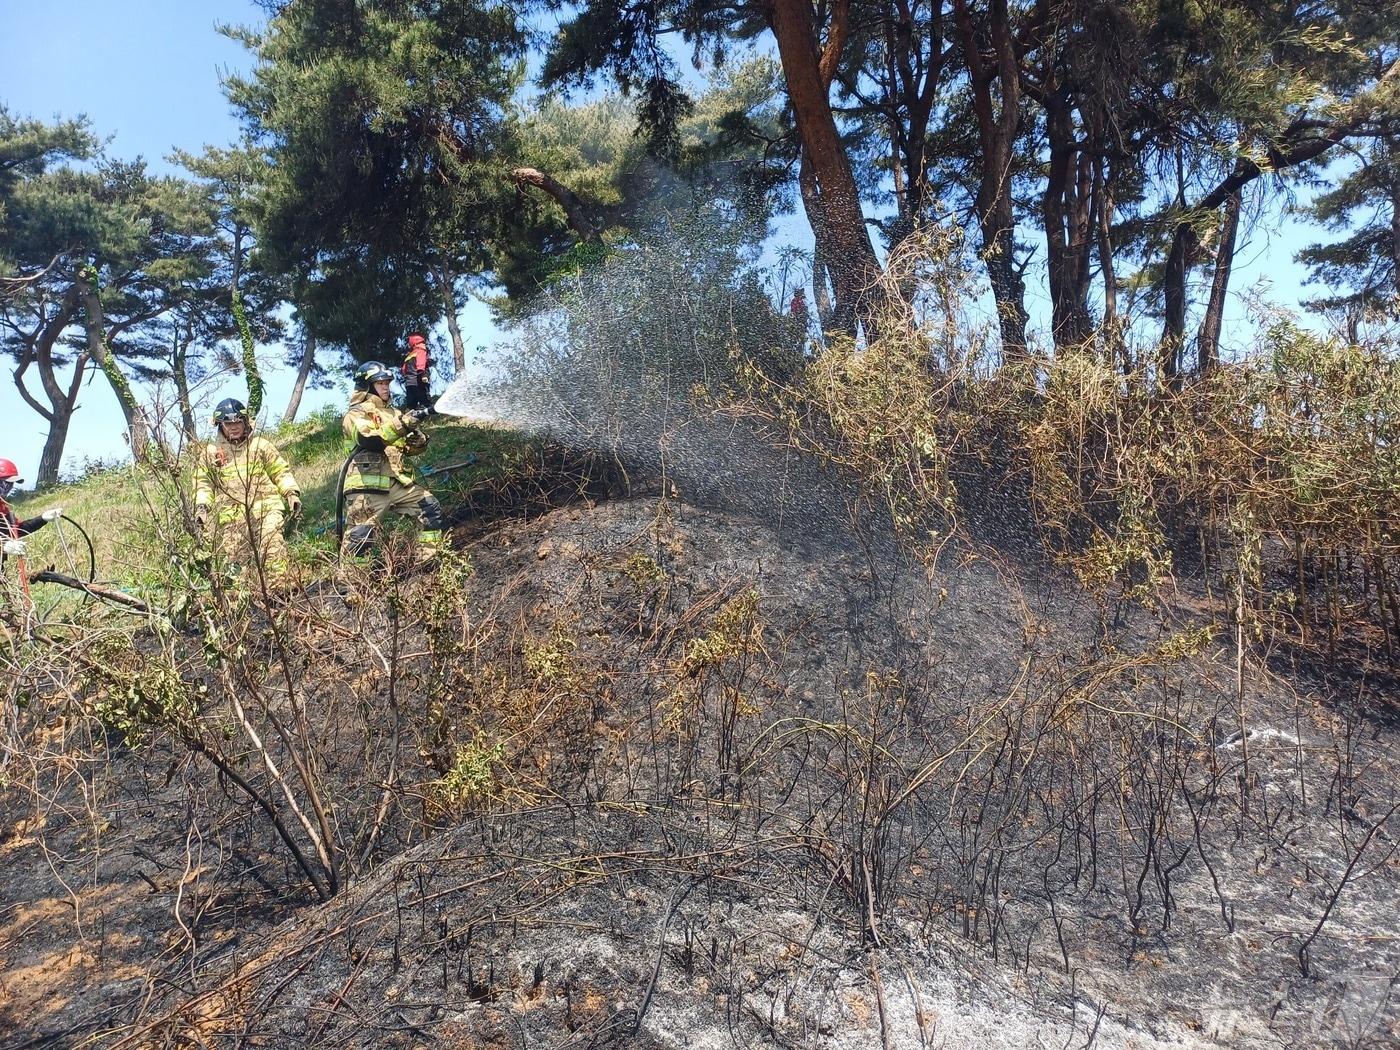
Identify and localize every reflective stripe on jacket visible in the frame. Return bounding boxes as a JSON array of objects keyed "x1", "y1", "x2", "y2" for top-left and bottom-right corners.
[
  {"x1": 344, "y1": 451, "x2": 395, "y2": 492},
  {"x1": 403, "y1": 339, "x2": 429, "y2": 377},
  {"x1": 193, "y1": 433, "x2": 299, "y2": 511},
  {"x1": 342, "y1": 391, "x2": 417, "y2": 487}
]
